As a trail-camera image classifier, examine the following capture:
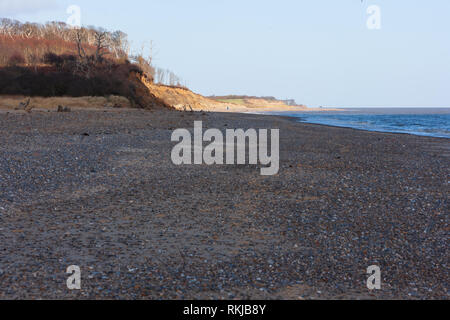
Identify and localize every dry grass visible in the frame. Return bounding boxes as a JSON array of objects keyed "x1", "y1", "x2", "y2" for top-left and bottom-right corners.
[{"x1": 0, "y1": 95, "x2": 132, "y2": 111}]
